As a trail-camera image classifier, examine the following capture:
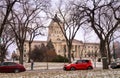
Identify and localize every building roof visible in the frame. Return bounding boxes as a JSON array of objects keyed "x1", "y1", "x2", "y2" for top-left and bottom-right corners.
[
  {"x1": 25, "y1": 39, "x2": 99, "y2": 46},
  {"x1": 84, "y1": 42, "x2": 100, "y2": 45},
  {"x1": 25, "y1": 40, "x2": 47, "y2": 43},
  {"x1": 73, "y1": 39, "x2": 83, "y2": 44}
]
